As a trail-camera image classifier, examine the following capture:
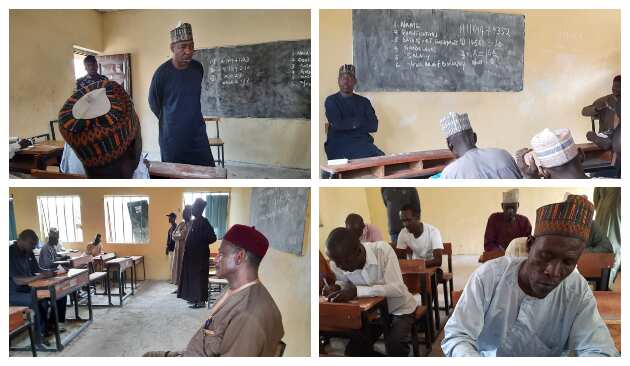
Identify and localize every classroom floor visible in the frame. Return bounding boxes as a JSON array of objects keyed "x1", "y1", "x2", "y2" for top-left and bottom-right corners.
[
  {"x1": 225, "y1": 161, "x2": 309, "y2": 179},
  {"x1": 10, "y1": 281, "x2": 210, "y2": 357}
]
